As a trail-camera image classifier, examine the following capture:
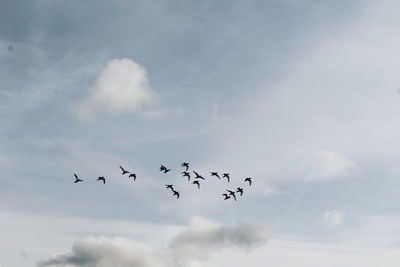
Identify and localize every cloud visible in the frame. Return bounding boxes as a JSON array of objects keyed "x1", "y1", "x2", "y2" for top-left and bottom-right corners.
[
  {"x1": 318, "y1": 209, "x2": 345, "y2": 228},
  {"x1": 302, "y1": 150, "x2": 354, "y2": 181},
  {"x1": 73, "y1": 58, "x2": 159, "y2": 120},
  {"x1": 37, "y1": 237, "x2": 168, "y2": 267},
  {"x1": 37, "y1": 218, "x2": 270, "y2": 267},
  {"x1": 169, "y1": 217, "x2": 270, "y2": 260}
]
